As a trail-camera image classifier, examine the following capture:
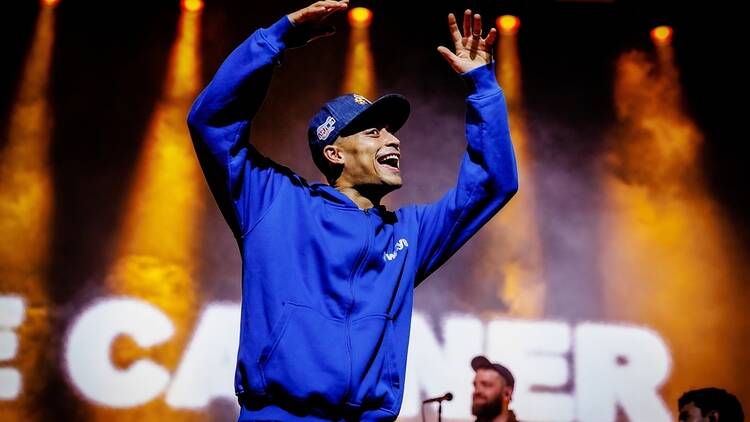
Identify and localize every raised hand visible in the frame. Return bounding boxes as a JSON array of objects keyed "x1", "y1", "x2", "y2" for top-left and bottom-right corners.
[
  {"x1": 288, "y1": 0, "x2": 349, "y2": 26},
  {"x1": 437, "y1": 10, "x2": 497, "y2": 74}
]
